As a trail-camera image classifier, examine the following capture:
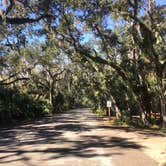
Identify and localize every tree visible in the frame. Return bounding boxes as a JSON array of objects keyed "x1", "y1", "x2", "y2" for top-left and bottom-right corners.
[
  {"x1": 0, "y1": 0, "x2": 165, "y2": 127},
  {"x1": 48, "y1": 0, "x2": 165, "y2": 126}
]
